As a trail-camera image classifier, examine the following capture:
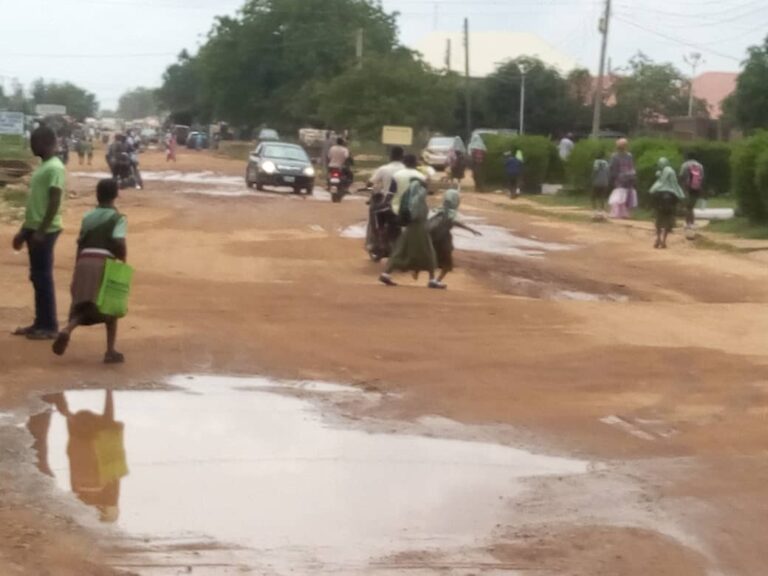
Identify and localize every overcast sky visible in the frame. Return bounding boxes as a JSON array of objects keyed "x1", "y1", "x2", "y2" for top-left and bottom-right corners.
[{"x1": 0, "y1": 0, "x2": 764, "y2": 110}]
